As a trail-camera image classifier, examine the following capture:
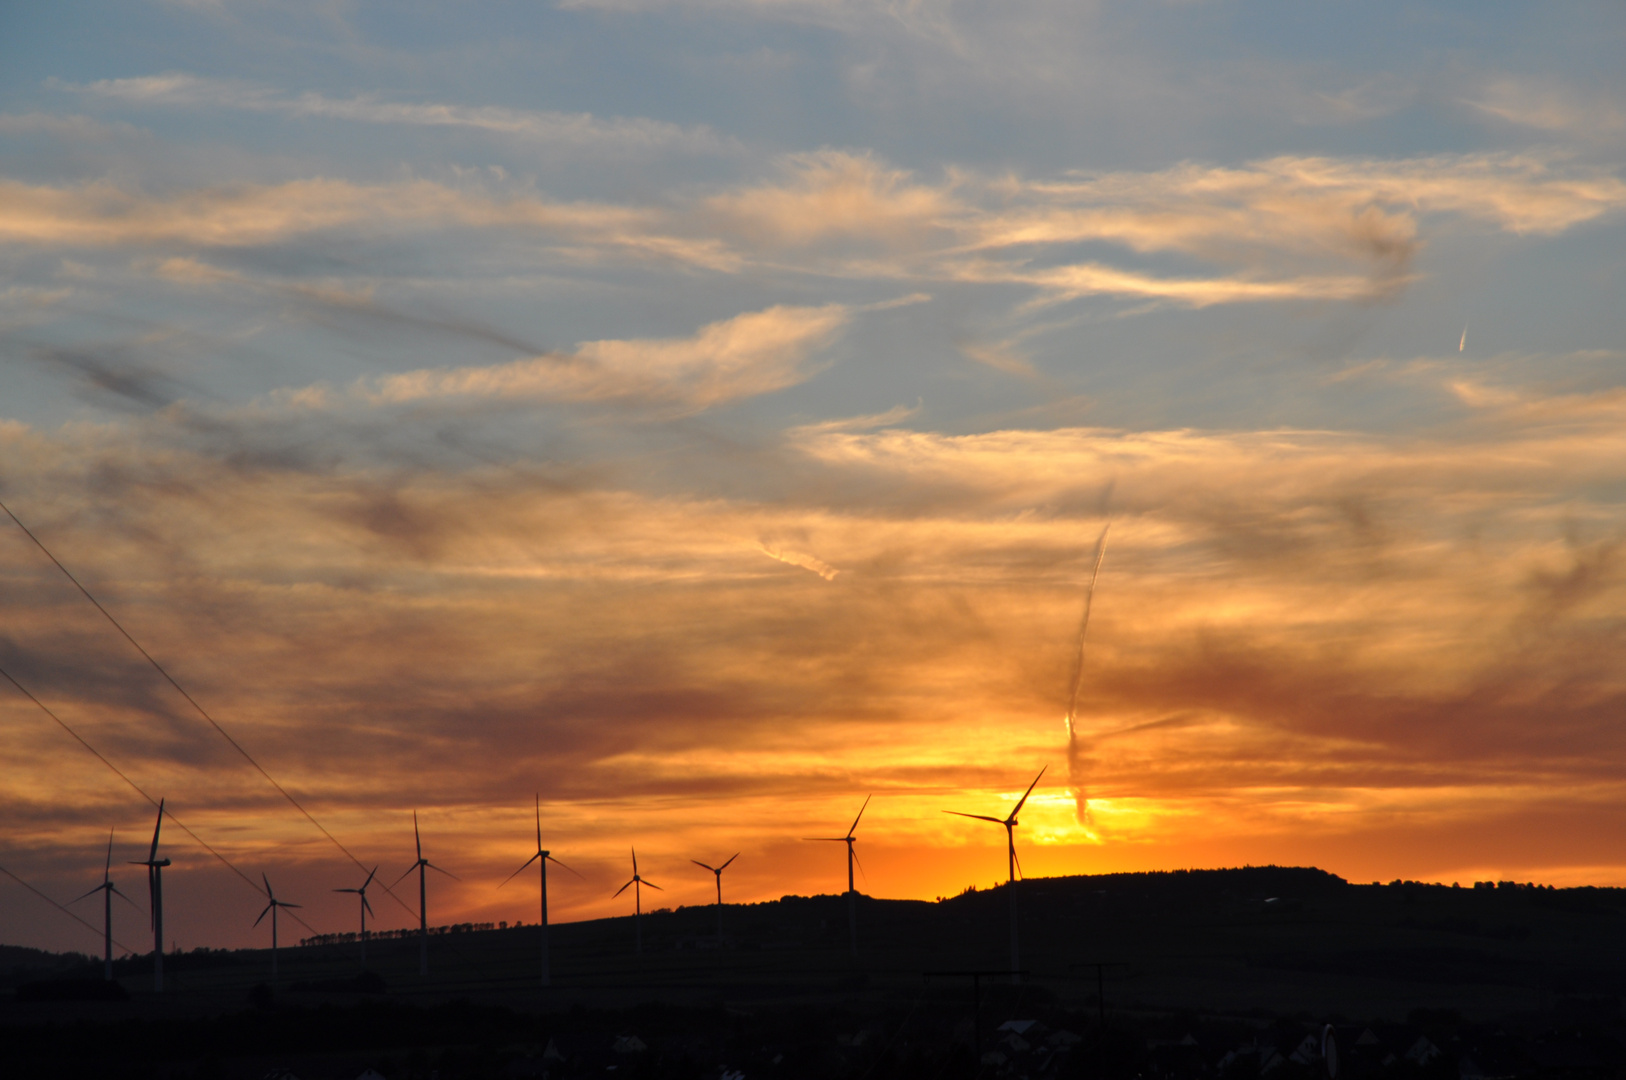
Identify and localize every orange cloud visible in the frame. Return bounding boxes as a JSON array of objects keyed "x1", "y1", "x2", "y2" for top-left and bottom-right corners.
[
  {"x1": 707, "y1": 150, "x2": 957, "y2": 248},
  {"x1": 0, "y1": 177, "x2": 741, "y2": 270},
  {"x1": 5, "y1": 353, "x2": 1625, "y2": 947},
  {"x1": 358, "y1": 304, "x2": 851, "y2": 410},
  {"x1": 12, "y1": 149, "x2": 1616, "y2": 320}
]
